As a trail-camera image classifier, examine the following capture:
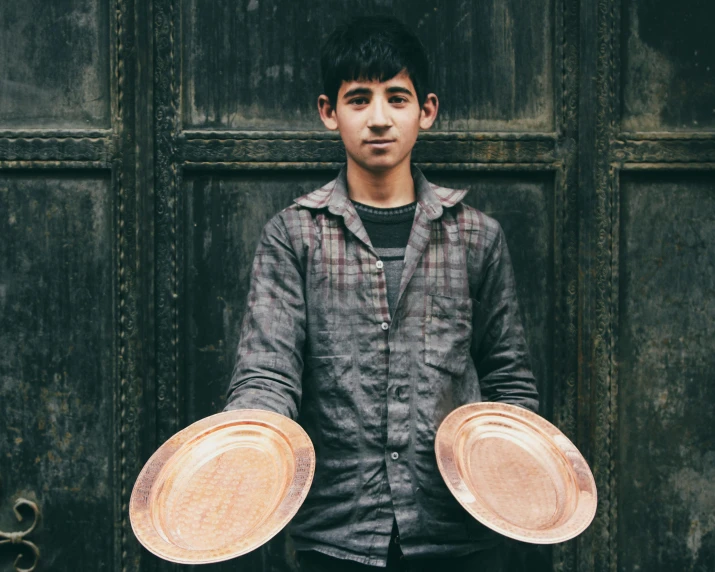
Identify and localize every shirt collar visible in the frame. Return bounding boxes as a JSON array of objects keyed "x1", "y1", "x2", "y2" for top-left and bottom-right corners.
[{"x1": 294, "y1": 164, "x2": 467, "y2": 220}]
